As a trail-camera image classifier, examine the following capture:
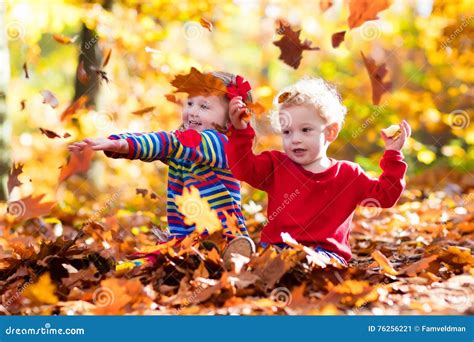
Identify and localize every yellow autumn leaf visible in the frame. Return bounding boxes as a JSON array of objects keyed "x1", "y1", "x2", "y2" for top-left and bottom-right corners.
[
  {"x1": 175, "y1": 186, "x2": 222, "y2": 235},
  {"x1": 23, "y1": 273, "x2": 59, "y2": 305}
]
